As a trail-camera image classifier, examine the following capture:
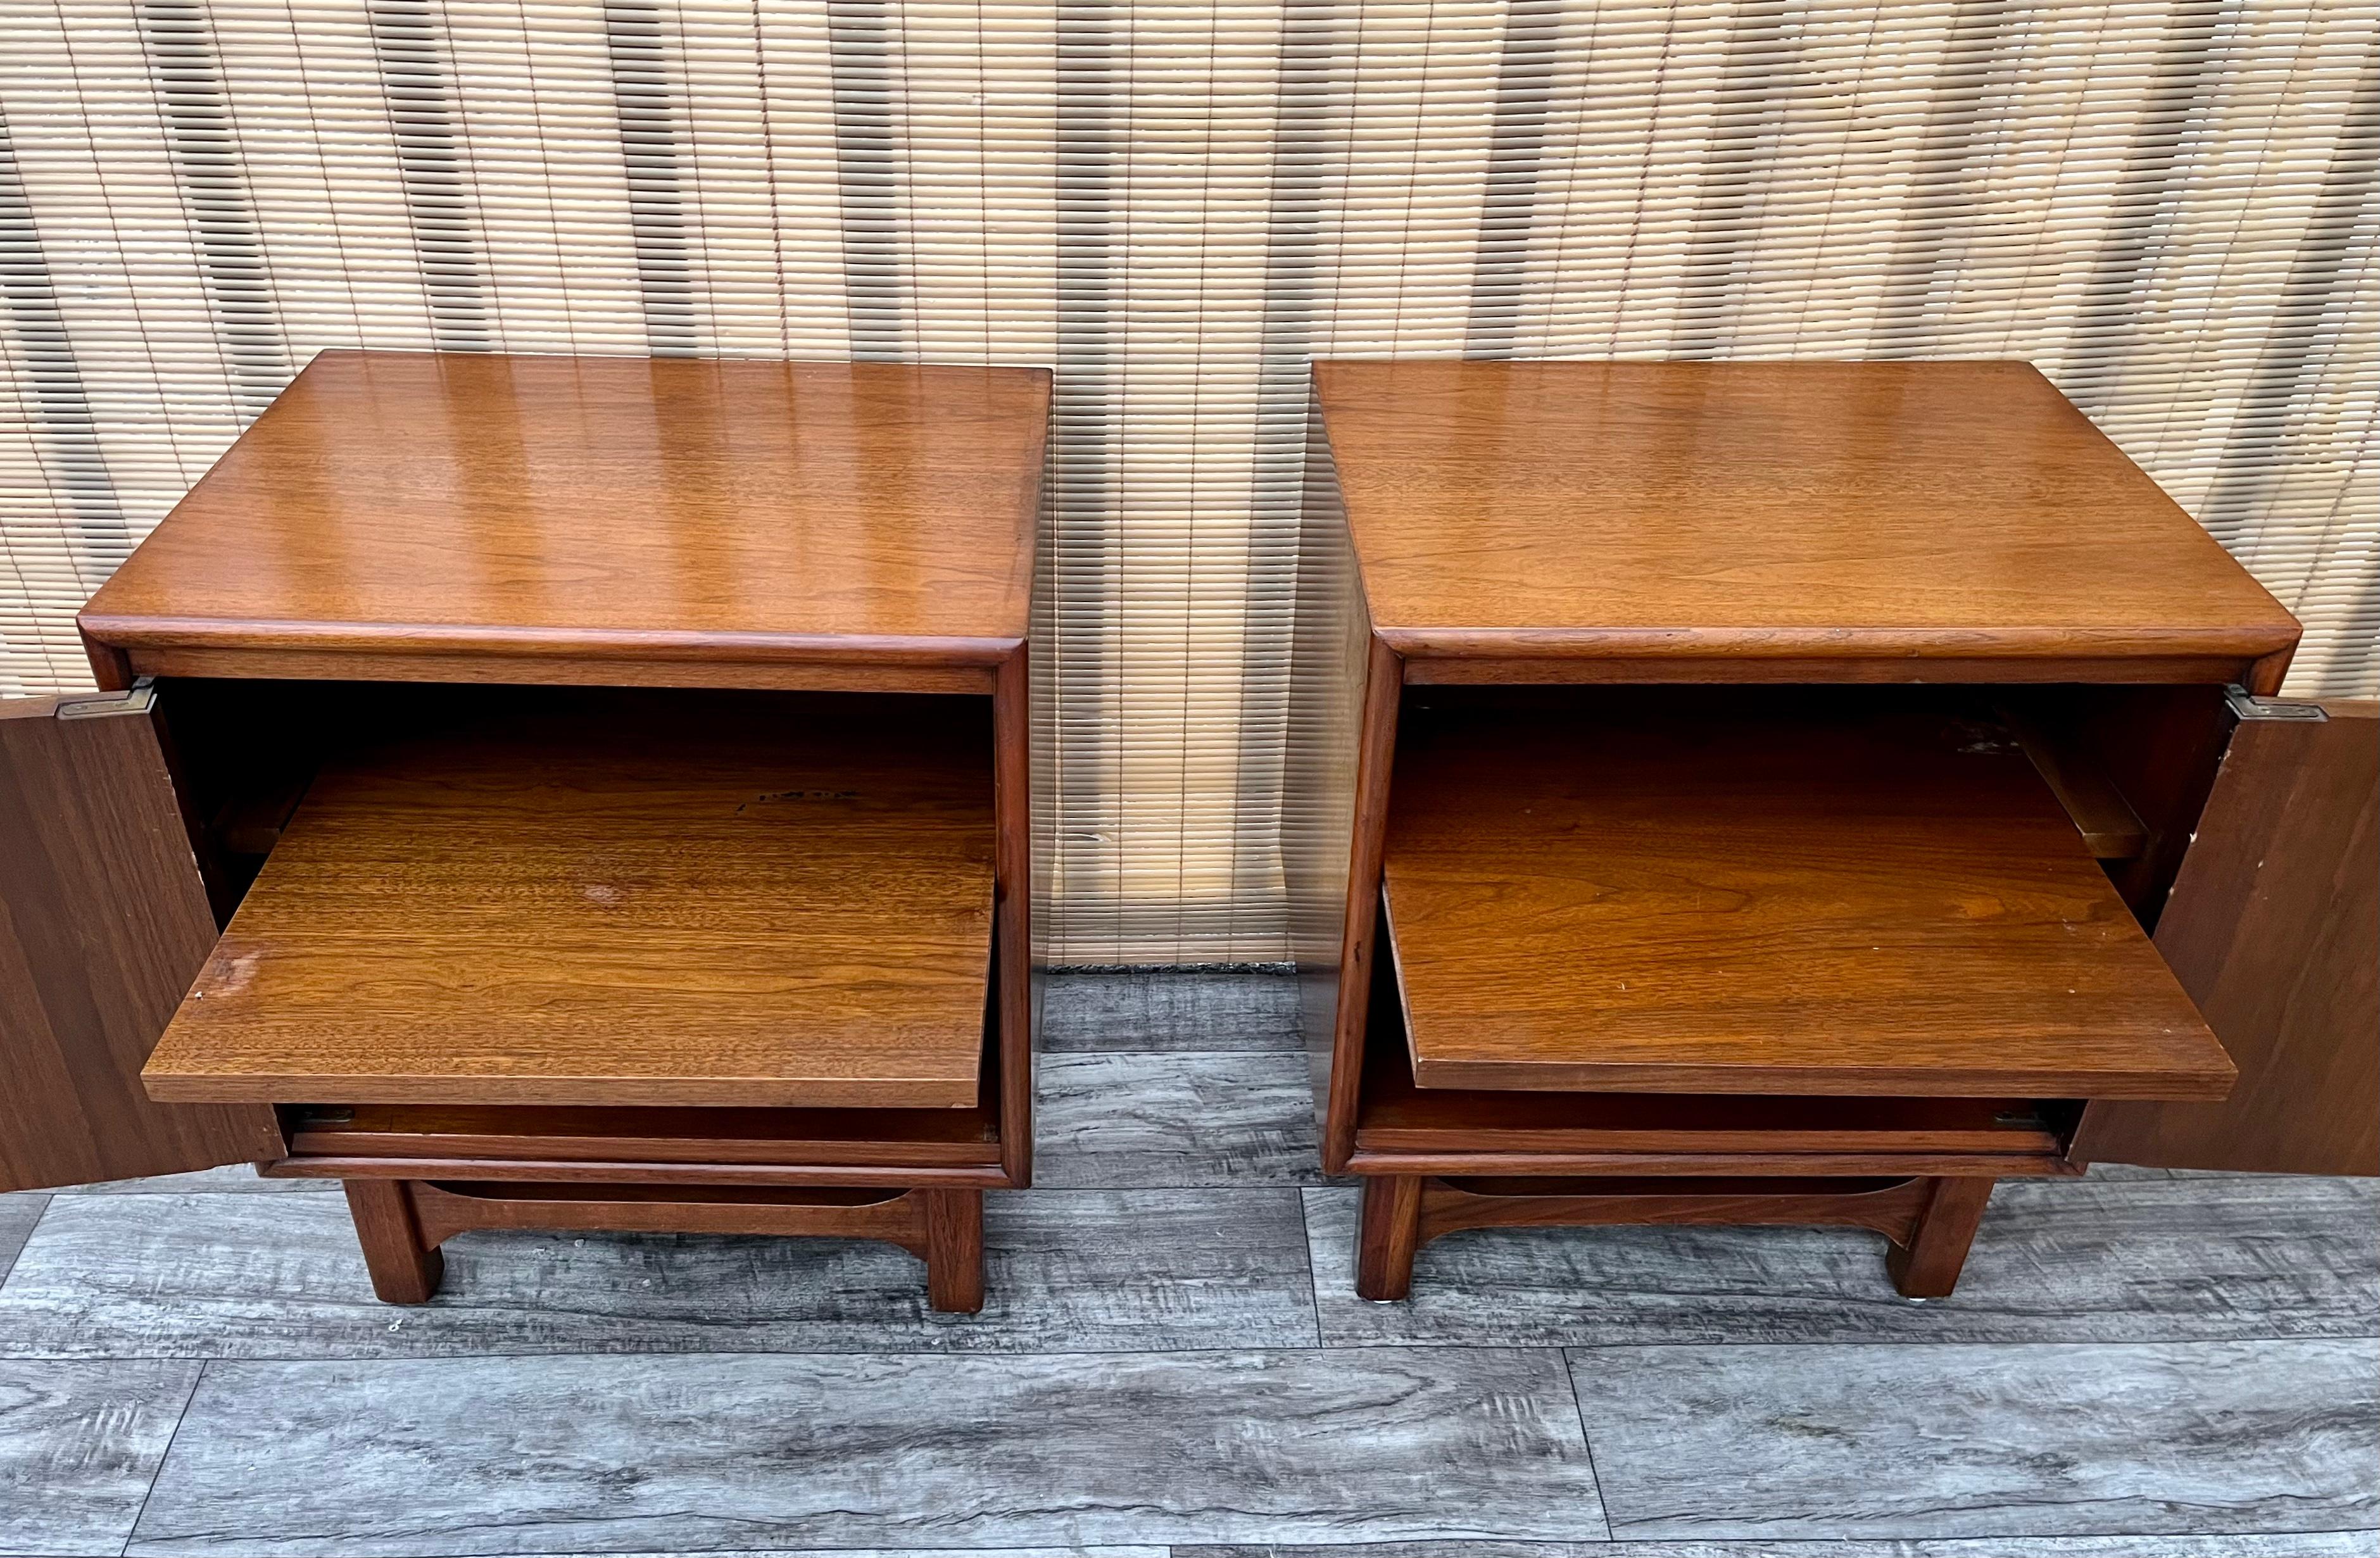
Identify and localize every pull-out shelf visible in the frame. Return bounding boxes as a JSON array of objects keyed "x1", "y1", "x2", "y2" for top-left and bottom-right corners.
[
  {"x1": 1351, "y1": 945, "x2": 2078, "y2": 1179},
  {"x1": 1380, "y1": 690, "x2": 2235, "y2": 1103},
  {"x1": 142, "y1": 691, "x2": 997, "y2": 1112}
]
